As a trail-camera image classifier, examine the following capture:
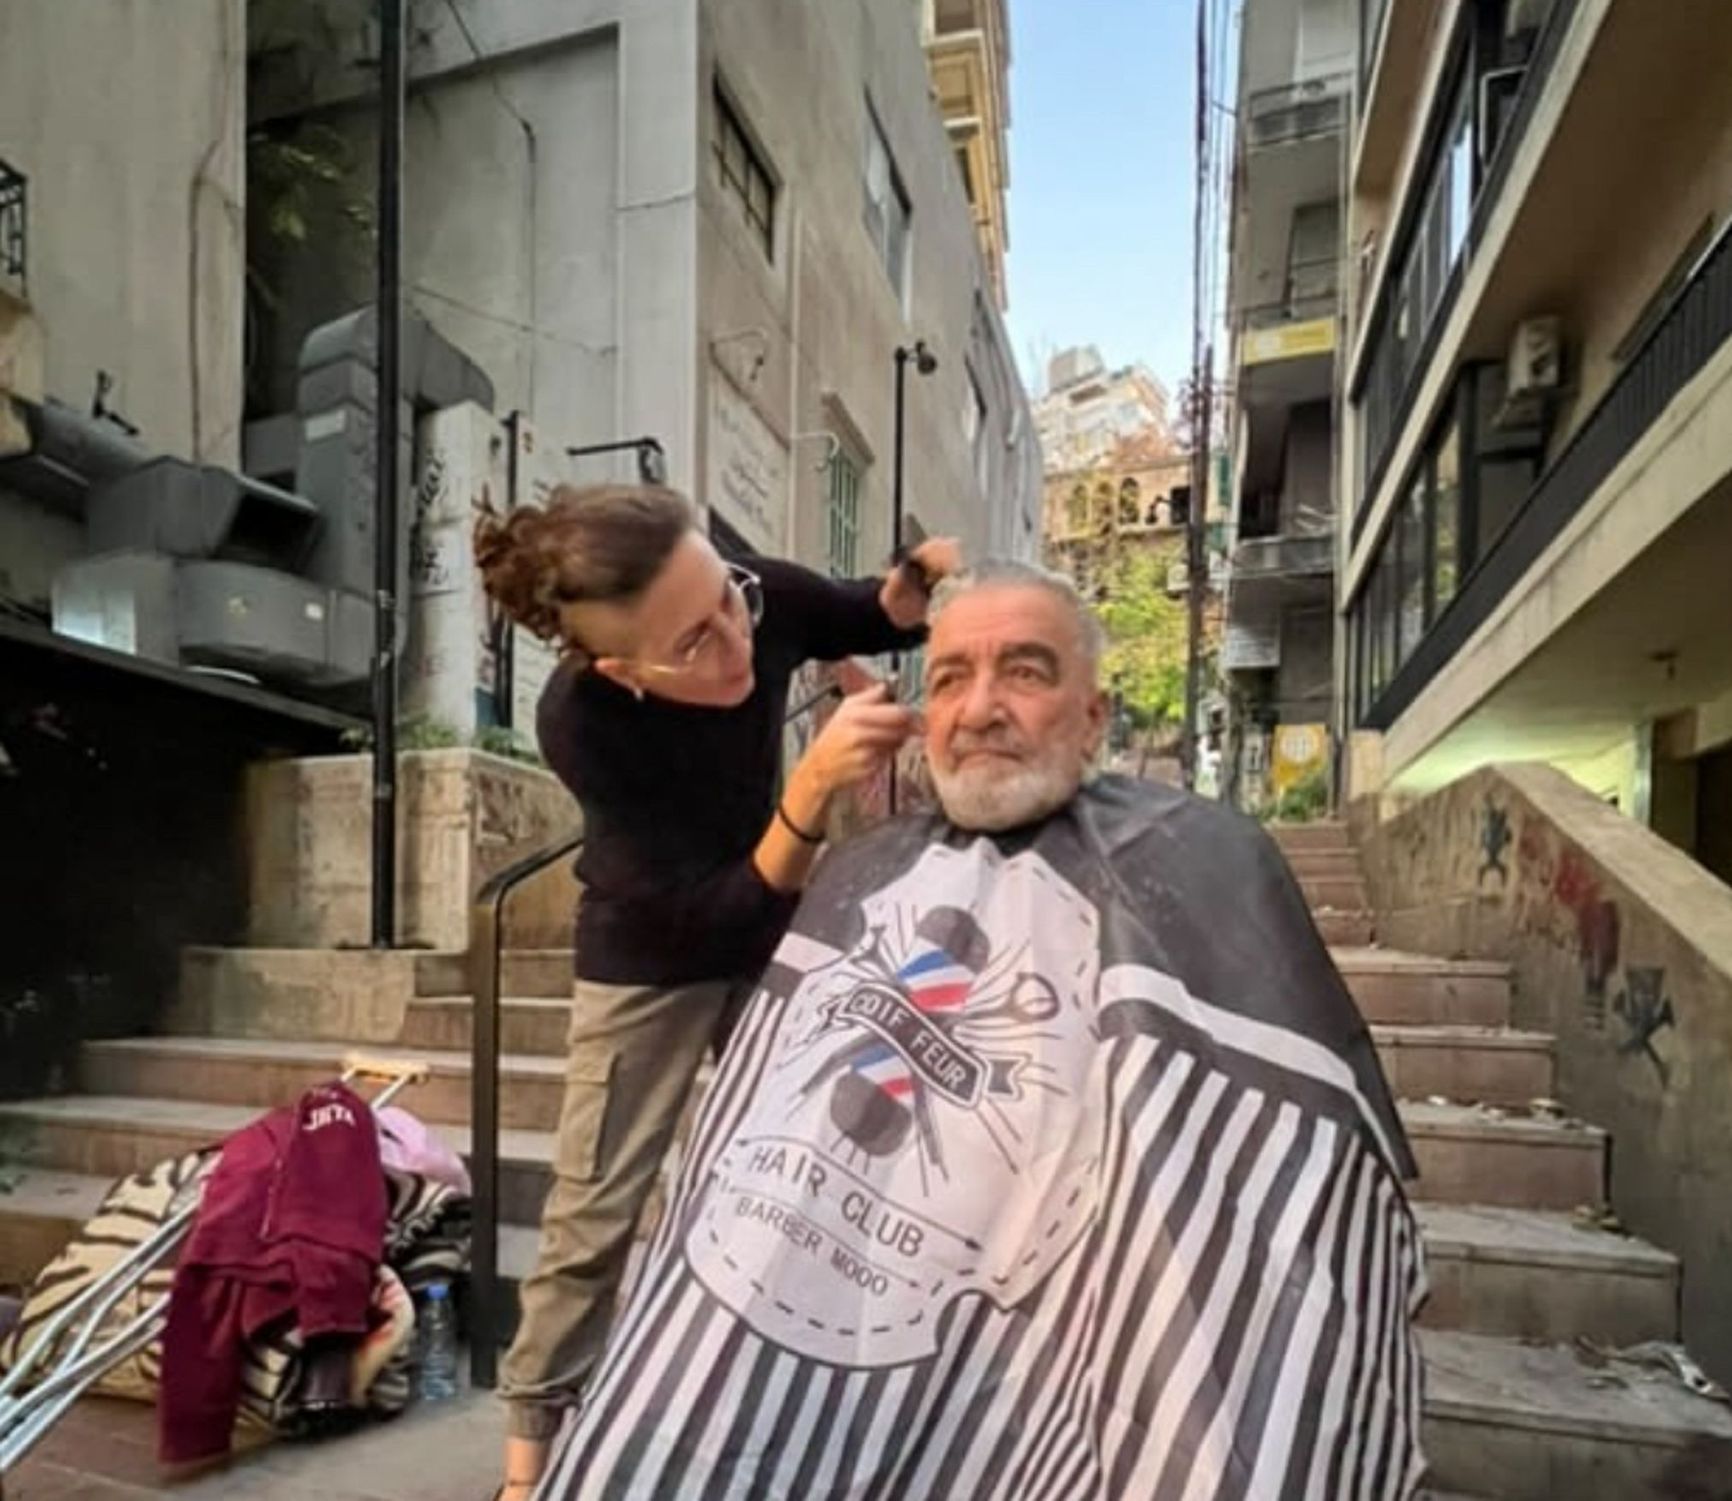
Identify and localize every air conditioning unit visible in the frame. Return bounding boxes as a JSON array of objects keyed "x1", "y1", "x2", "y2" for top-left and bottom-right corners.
[{"x1": 1495, "y1": 315, "x2": 1562, "y2": 430}]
